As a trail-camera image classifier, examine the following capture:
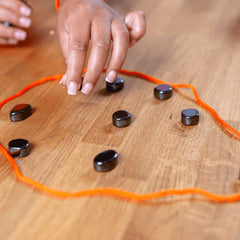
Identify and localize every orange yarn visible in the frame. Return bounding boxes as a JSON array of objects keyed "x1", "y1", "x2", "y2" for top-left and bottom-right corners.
[
  {"x1": 1, "y1": 68, "x2": 240, "y2": 202},
  {"x1": 55, "y1": 0, "x2": 59, "y2": 10},
  {"x1": 55, "y1": 0, "x2": 107, "y2": 11},
  {"x1": 0, "y1": 0, "x2": 239, "y2": 202}
]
